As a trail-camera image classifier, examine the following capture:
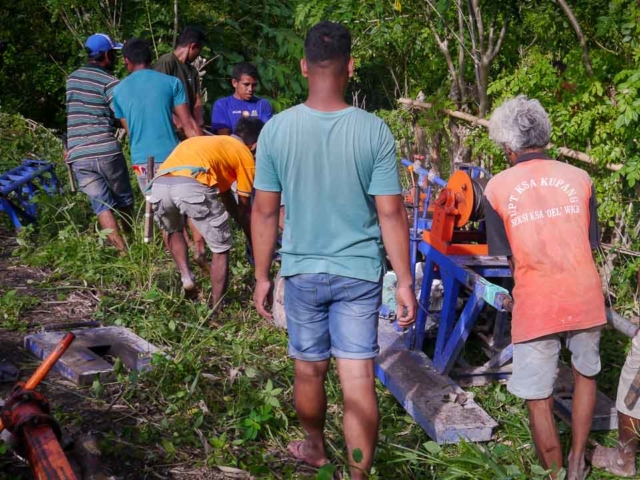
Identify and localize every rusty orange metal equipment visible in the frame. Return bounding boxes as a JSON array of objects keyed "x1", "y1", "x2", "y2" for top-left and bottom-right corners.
[
  {"x1": 1, "y1": 332, "x2": 78, "y2": 480},
  {"x1": 422, "y1": 170, "x2": 488, "y2": 256}
]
